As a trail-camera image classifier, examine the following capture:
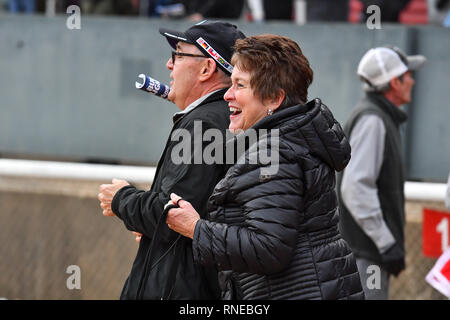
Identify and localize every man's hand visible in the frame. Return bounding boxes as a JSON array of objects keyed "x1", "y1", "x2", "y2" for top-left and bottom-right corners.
[
  {"x1": 166, "y1": 193, "x2": 200, "y2": 239},
  {"x1": 381, "y1": 242, "x2": 405, "y2": 277},
  {"x1": 98, "y1": 178, "x2": 130, "y2": 217}
]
